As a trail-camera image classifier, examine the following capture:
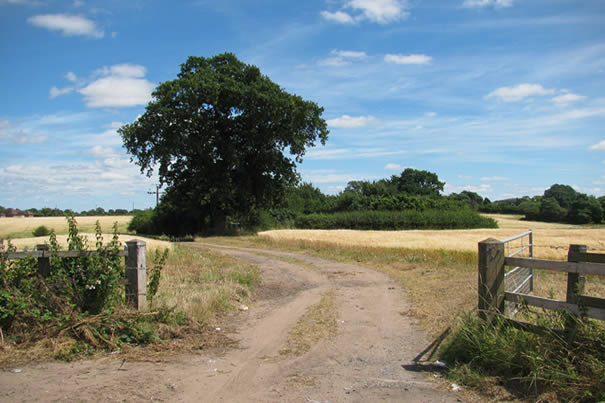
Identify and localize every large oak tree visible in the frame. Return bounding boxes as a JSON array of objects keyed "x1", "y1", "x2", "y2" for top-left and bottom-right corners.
[{"x1": 119, "y1": 53, "x2": 328, "y2": 234}]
